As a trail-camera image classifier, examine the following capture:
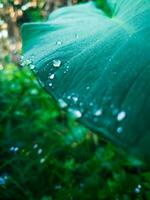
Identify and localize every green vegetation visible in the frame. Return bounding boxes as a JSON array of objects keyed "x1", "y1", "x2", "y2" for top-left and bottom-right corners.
[
  {"x1": 0, "y1": 59, "x2": 150, "y2": 200},
  {"x1": 0, "y1": 0, "x2": 150, "y2": 199}
]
